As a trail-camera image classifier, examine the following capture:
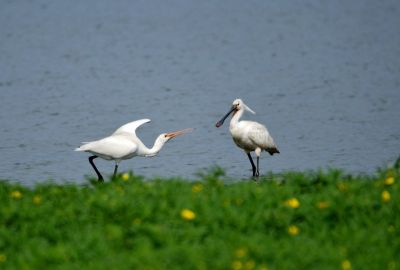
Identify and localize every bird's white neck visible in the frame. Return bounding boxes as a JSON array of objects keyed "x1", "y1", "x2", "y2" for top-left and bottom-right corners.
[
  {"x1": 140, "y1": 136, "x2": 166, "y2": 157},
  {"x1": 230, "y1": 108, "x2": 244, "y2": 129}
]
